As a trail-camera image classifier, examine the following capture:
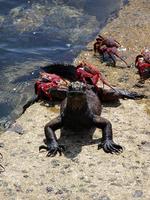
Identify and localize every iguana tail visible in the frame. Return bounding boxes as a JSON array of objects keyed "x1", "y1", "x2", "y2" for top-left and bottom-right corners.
[{"x1": 41, "y1": 63, "x2": 77, "y2": 81}]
